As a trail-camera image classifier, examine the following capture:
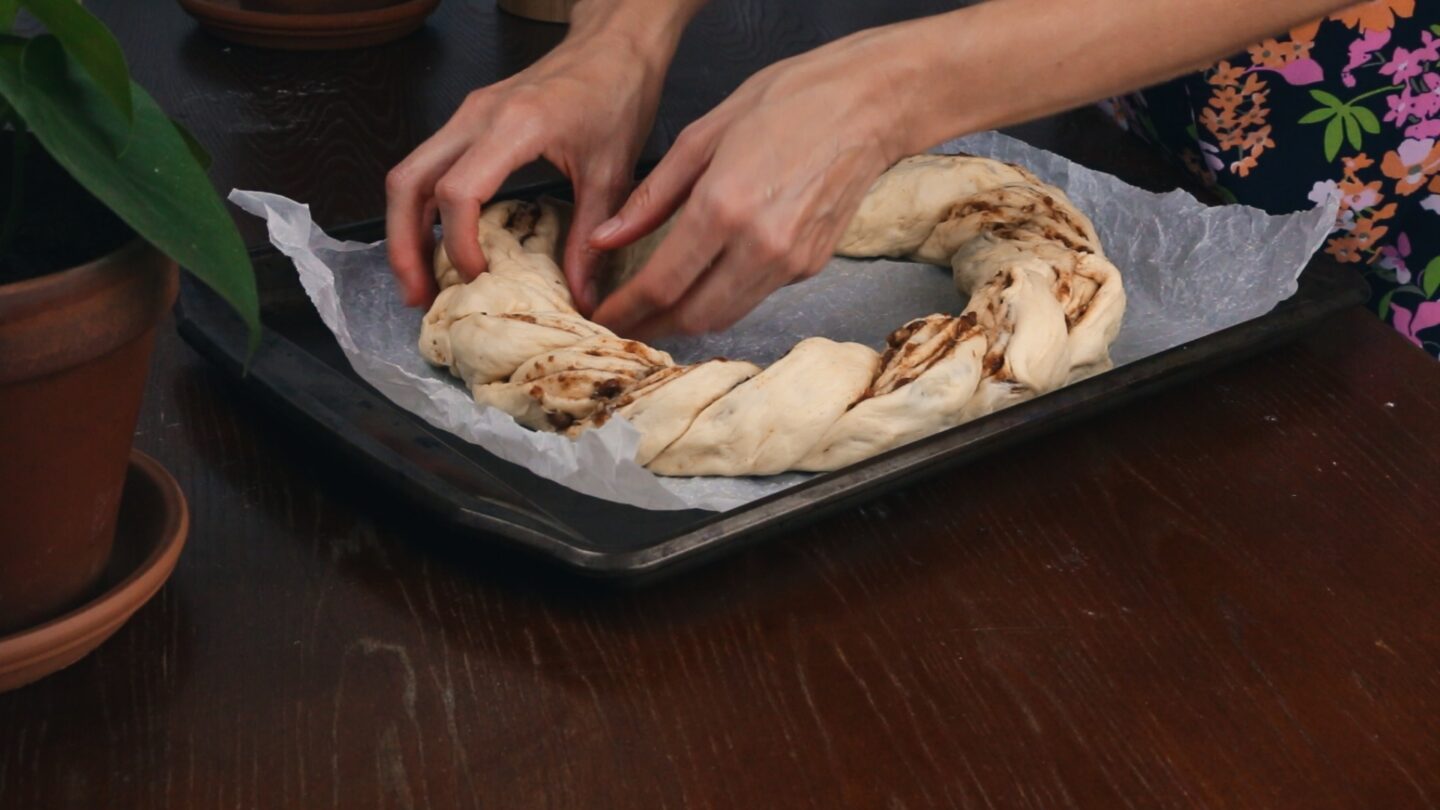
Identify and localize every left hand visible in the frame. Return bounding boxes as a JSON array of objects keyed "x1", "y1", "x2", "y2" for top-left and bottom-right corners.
[{"x1": 588, "y1": 28, "x2": 914, "y2": 339}]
